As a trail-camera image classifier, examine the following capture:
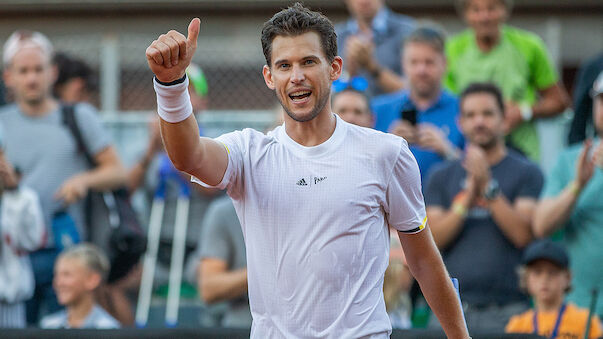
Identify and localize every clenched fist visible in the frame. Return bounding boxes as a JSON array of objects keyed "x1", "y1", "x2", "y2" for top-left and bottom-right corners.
[{"x1": 146, "y1": 18, "x2": 200, "y2": 83}]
